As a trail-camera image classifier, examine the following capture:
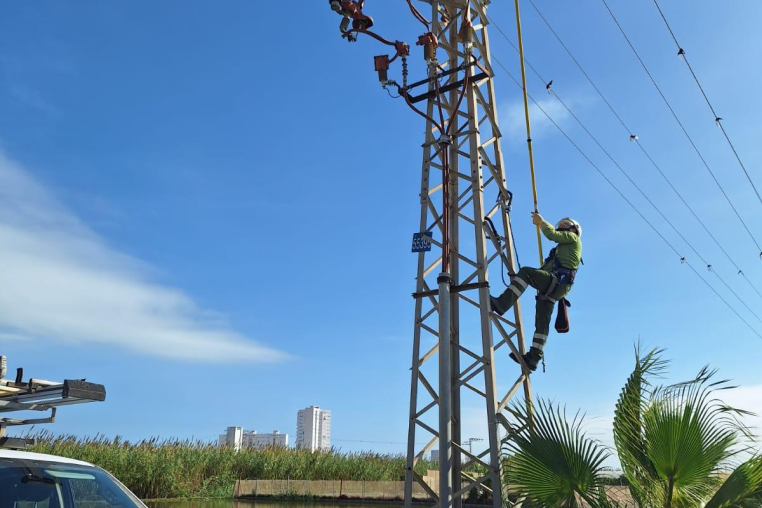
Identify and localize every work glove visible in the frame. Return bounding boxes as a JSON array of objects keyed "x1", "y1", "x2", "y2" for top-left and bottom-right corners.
[{"x1": 531, "y1": 212, "x2": 545, "y2": 226}]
